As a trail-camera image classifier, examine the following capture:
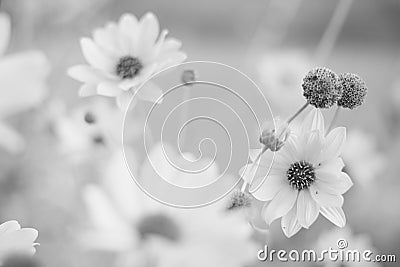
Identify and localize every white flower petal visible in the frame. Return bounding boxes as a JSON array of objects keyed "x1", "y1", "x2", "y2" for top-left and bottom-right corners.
[
  {"x1": 93, "y1": 22, "x2": 121, "y2": 56},
  {"x1": 0, "y1": 221, "x2": 38, "y2": 257},
  {"x1": 160, "y1": 38, "x2": 182, "y2": 53},
  {"x1": 301, "y1": 108, "x2": 325, "y2": 136},
  {"x1": 138, "y1": 12, "x2": 160, "y2": 50},
  {"x1": 80, "y1": 37, "x2": 115, "y2": 72},
  {"x1": 156, "y1": 51, "x2": 187, "y2": 70},
  {"x1": 118, "y1": 78, "x2": 142, "y2": 91},
  {"x1": 319, "y1": 157, "x2": 345, "y2": 173},
  {"x1": 281, "y1": 205, "x2": 302, "y2": 238},
  {"x1": 68, "y1": 65, "x2": 111, "y2": 83},
  {"x1": 252, "y1": 173, "x2": 286, "y2": 201},
  {"x1": 251, "y1": 149, "x2": 274, "y2": 168},
  {"x1": 0, "y1": 220, "x2": 20, "y2": 234},
  {"x1": 239, "y1": 163, "x2": 269, "y2": 188},
  {"x1": 83, "y1": 185, "x2": 130, "y2": 234},
  {"x1": 315, "y1": 170, "x2": 353, "y2": 195},
  {"x1": 264, "y1": 186, "x2": 297, "y2": 225},
  {"x1": 0, "y1": 51, "x2": 49, "y2": 117},
  {"x1": 279, "y1": 135, "x2": 301, "y2": 164},
  {"x1": 137, "y1": 81, "x2": 163, "y2": 103},
  {"x1": 320, "y1": 127, "x2": 346, "y2": 162},
  {"x1": 304, "y1": 130, "x2": 323, "y2": 164},
  {"x1": 297, "y1": 190, "x2": 319, "y2": 228},
  {"x1": 97, "y1": 81, "x2": 120, "y2": 97},
  {"x1": 116, "y1": 90, "x2": 135, "y2": 110},
  {"x1": 0, "y1": 122, "x2": 25, "y2": 153},
  {"x1": 320, "y1": 206, "x2": 346, "y2": 227},
  {"x1": 78, "y1": 84, "x2": 97, "y2": 97},
  {"x1": 309, "y1": 184, "x2": 344, "y2": 207},
  {"x1": 0, "y1": 13, "x2": 10, "y2": 55},
  {"x1": 118, "y1": 13, "x2": 139, "y2": 55}
]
